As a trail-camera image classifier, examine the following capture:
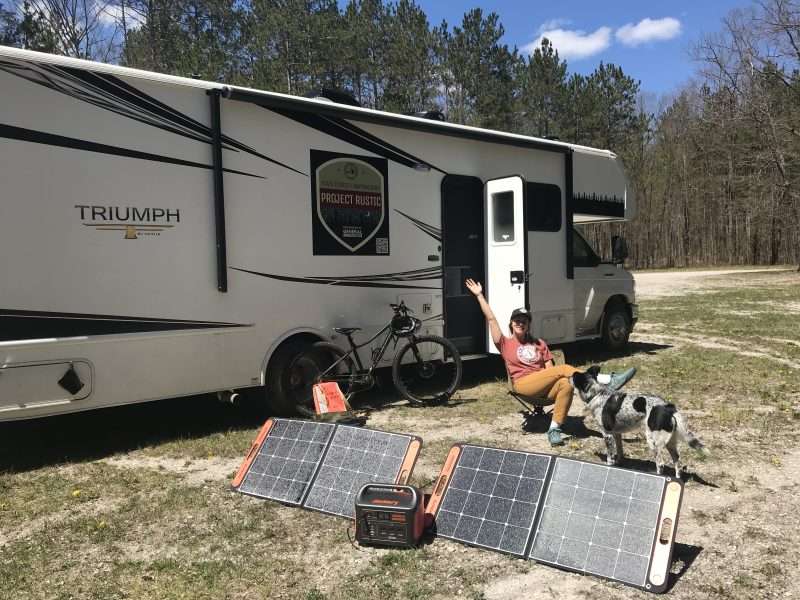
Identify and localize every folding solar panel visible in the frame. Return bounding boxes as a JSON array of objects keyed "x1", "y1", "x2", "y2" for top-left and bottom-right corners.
[
  {"x1": 427, "y1": 445, "x2": 683, "y2": 593},
  {"x1": 233, "y1": 419, "x2": 421, "y2": 519}
]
